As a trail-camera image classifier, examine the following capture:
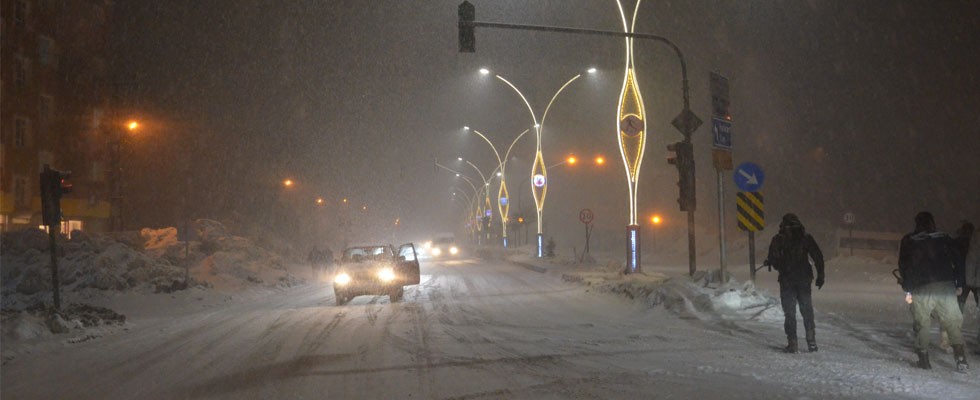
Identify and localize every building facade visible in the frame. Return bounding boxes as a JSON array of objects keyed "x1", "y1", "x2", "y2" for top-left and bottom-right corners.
[{"x1": 1, "y1": 0, "x2": 113, "y2": 233}]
